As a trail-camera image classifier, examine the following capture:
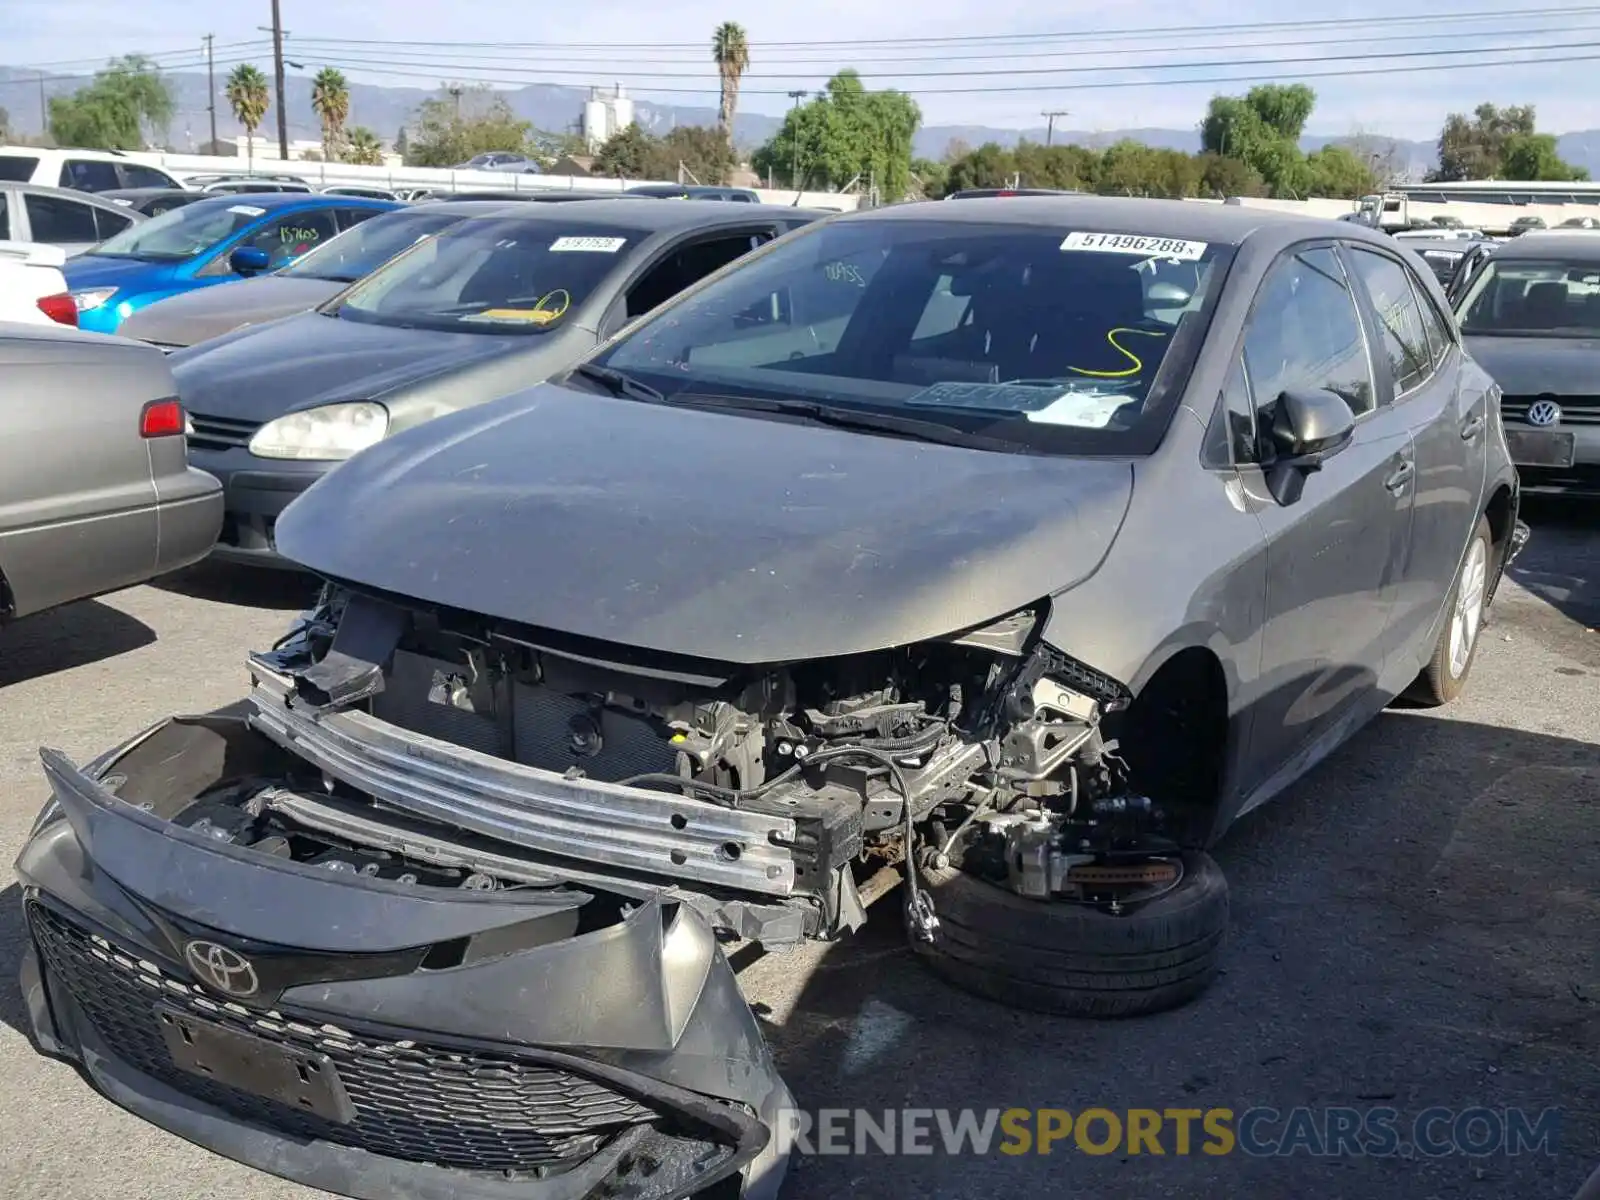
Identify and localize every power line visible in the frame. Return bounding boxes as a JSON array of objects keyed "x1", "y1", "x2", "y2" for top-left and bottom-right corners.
[
  {"x1": 280, "y1": 47, "x2": 1600, "y2": 96},
  {"x1": 15, "y1": 40, "x2": 271, "y2": 71},
  {"x1": 269, "y1": 35, "x2": 1600, "y2": 81},
  {"x1": 279, "y1": 22, "x2": 1600, "y2": 67},
  {"x1": 274, "y1": 3, "x2": 1600, "y2": 50}
]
